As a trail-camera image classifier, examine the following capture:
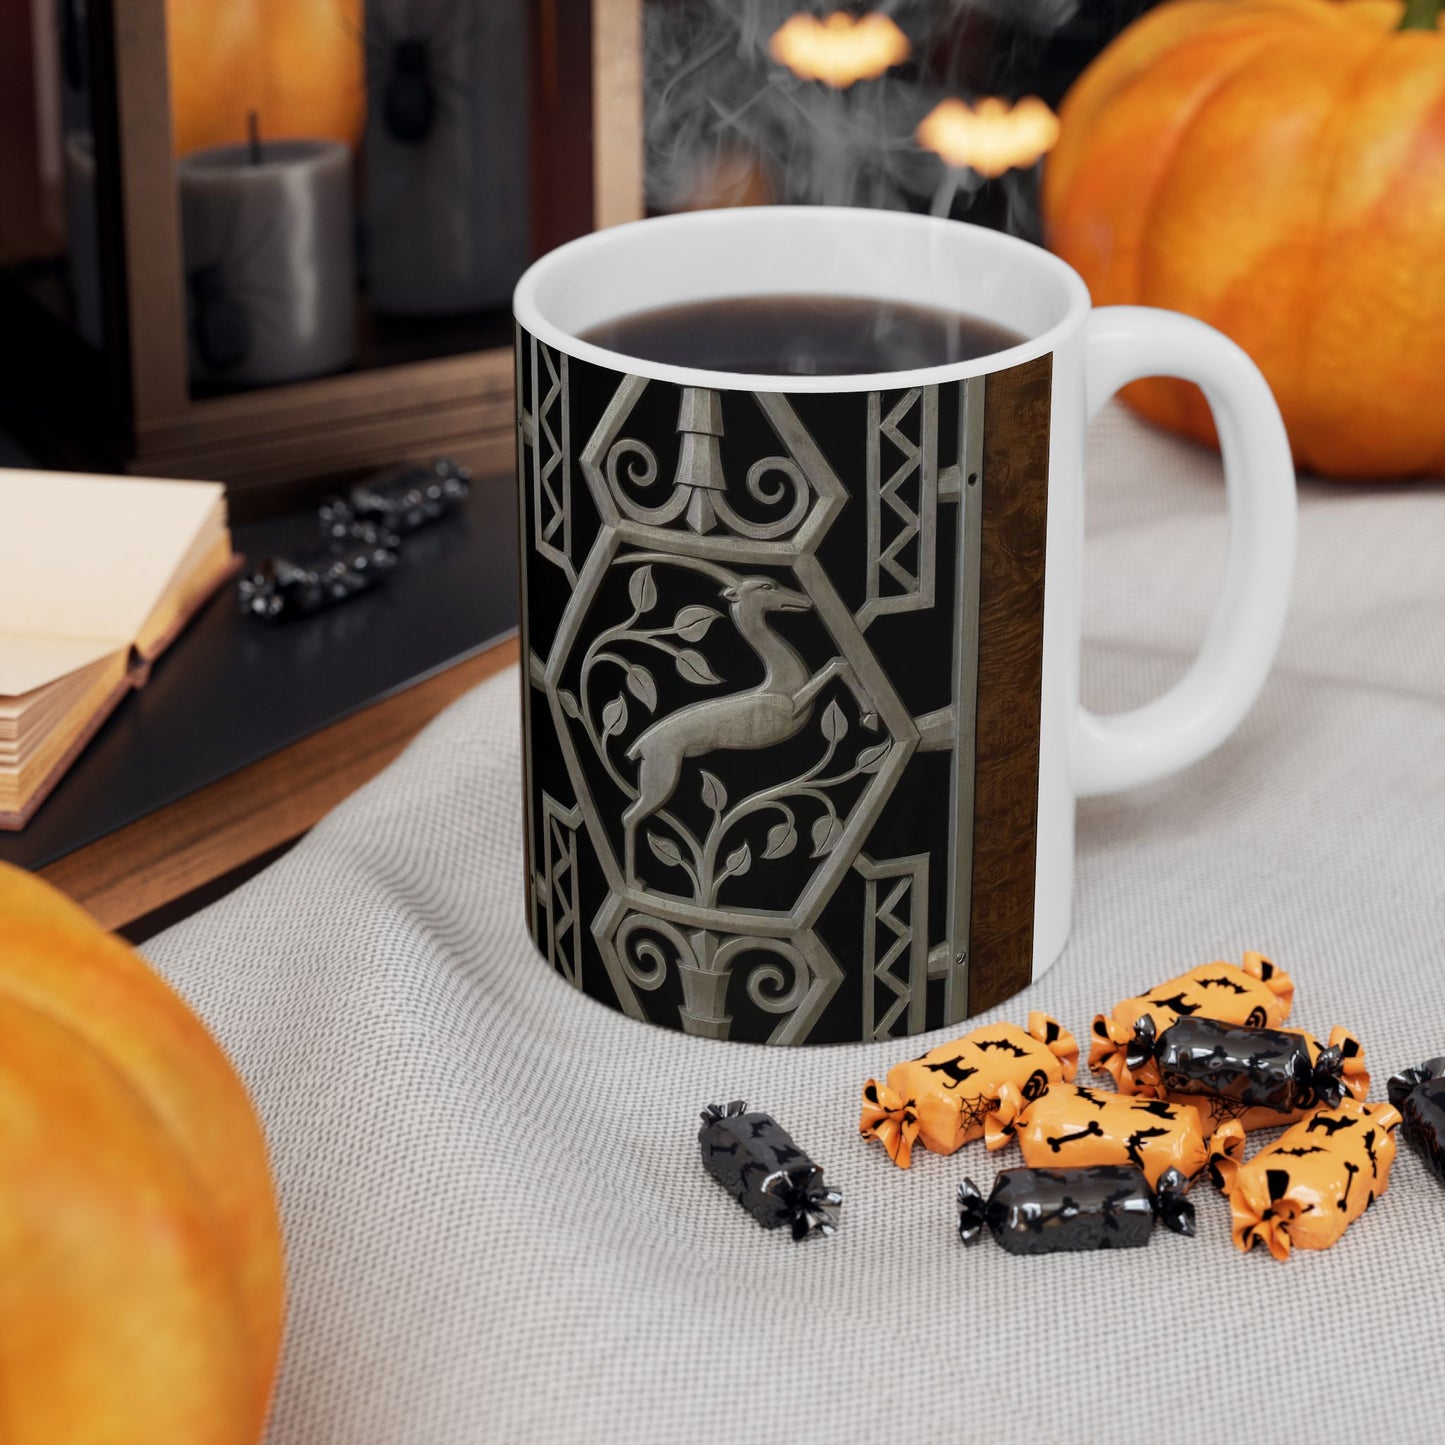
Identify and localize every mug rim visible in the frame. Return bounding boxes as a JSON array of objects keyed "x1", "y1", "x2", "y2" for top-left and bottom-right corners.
[{"x1": 513, "y1": 206, "x2": 1092, "y2": 394}]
